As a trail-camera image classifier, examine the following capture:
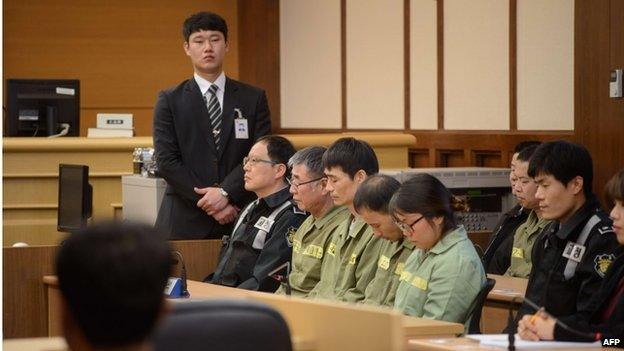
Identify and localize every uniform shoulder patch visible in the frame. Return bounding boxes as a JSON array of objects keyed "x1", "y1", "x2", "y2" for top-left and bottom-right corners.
[
  {"x1": 598, "y1": 225, "x2": 614, "y2": 235},
  {"x1": 285, "y1": 226, "x2": 297, "y2": 247},
  {"x1": 594, "y1": 253, "x2": 615, "y2": 277}
]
